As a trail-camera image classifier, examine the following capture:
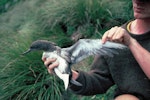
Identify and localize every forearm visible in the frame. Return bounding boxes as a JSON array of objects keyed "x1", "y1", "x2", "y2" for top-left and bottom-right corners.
[
  {"x1": 129, "y1": 39, "x2": 150, "y2": 79},
  {"x1": 70, "y1": 55, "x2": 115, "y2": 95},
  {"x1": 69, "y1": 70, "x2": 114, "y2": 95}
]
